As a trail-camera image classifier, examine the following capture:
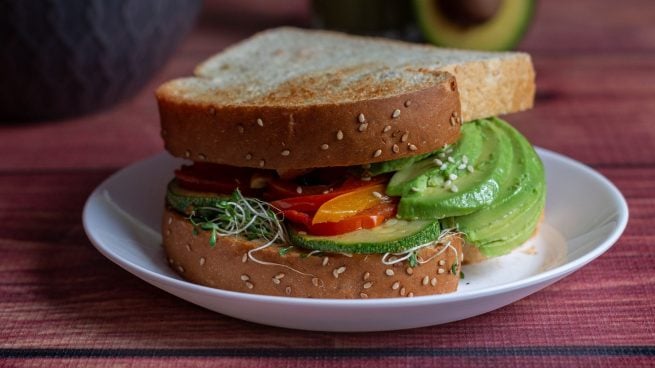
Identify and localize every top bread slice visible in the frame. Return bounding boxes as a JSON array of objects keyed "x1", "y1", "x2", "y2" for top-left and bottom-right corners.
[{"x1": 156, "y1": 27, "x2": 534, "y2": 170}]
